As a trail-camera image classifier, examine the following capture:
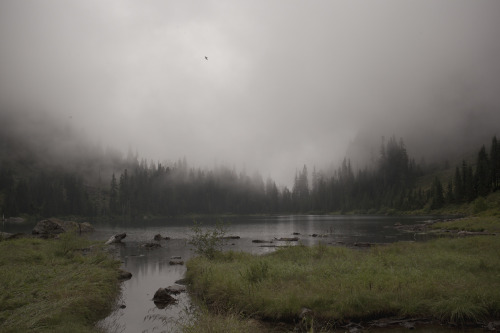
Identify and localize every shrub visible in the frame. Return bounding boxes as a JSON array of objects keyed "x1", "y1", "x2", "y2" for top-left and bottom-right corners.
[{"x1": 189, "y1": 221, "x2": 228, "y2": 260}]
